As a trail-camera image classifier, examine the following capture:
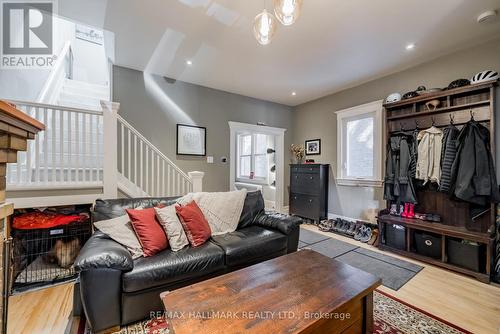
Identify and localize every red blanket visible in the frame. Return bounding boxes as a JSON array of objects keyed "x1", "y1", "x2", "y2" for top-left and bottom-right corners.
[{"x1": 12, "y1": 211, "x2": 84, "y2": 230}]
